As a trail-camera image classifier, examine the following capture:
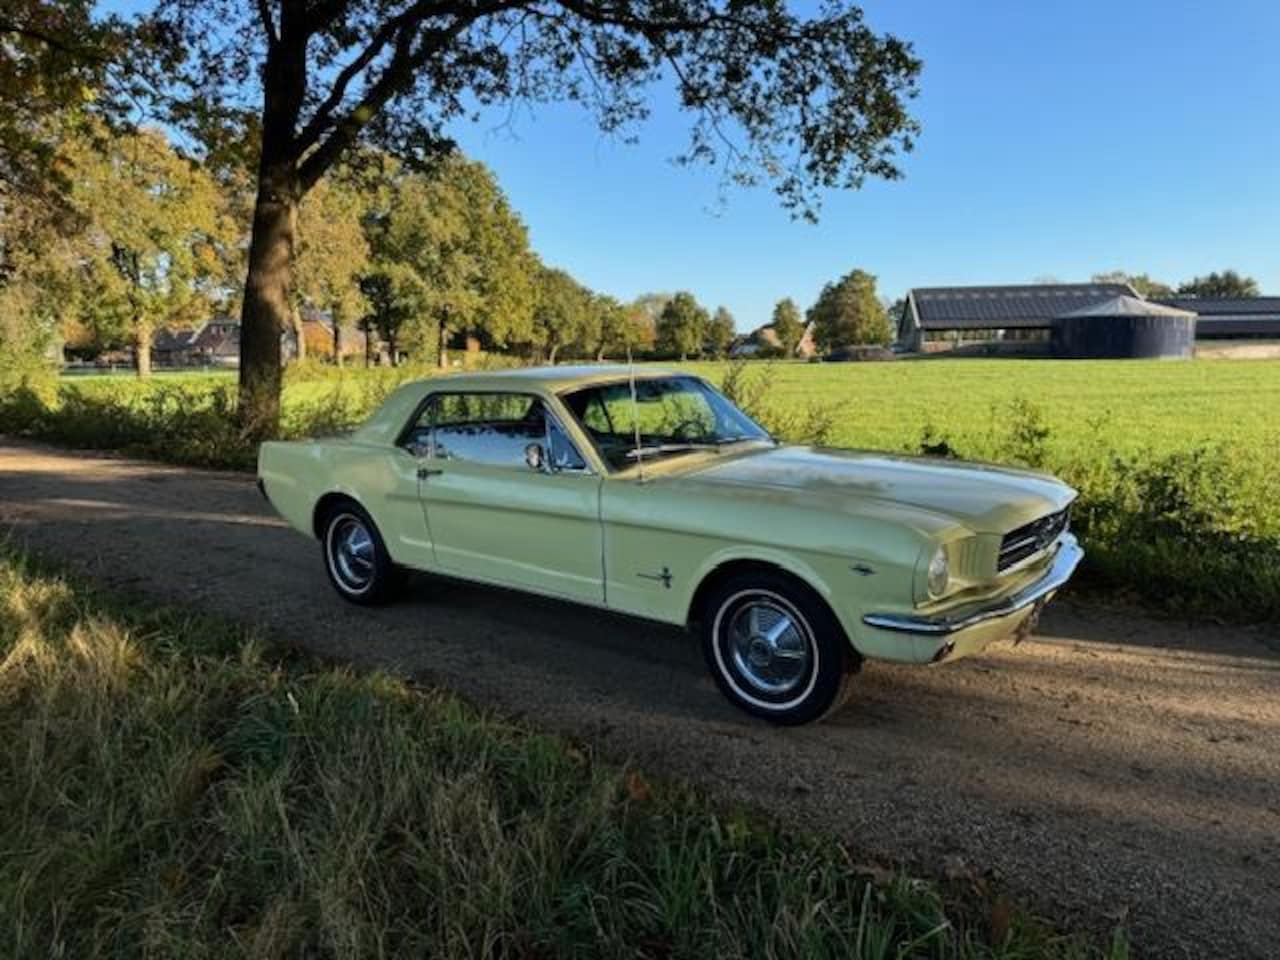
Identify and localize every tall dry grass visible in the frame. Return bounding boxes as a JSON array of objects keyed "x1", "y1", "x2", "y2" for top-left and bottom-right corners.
[{"x1": 0, "y1": 552, "x2": 1128, "y2": 959}]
